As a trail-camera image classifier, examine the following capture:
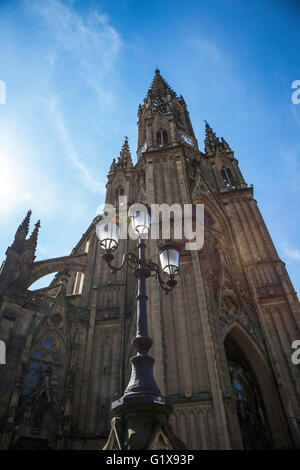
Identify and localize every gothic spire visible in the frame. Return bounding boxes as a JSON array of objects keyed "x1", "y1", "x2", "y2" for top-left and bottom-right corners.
[
  {"x1": 204, "y1": 121, "x2": 231, "y2": 154},
  {"x1": 116, "y1": 137, "x2": 133, "y2": 170},
  {"x1": 204, "y1": 121, "x2": 218, "y2": 154},
  {"x1": 11, "y1": 210, "x2": 32, "y2": 253},
  {"x1": 137, "y1": 69, "x2": 196, "y2": 153},
  {"x1": 27, "y1": 220, "x2": 41, "y2": 252},
  {"x1": 146, "y1": 68, "x2": 177, "y2": 100},
  {"x1": 16, "y1": 210, "x2": 32, "y2": 238}
]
